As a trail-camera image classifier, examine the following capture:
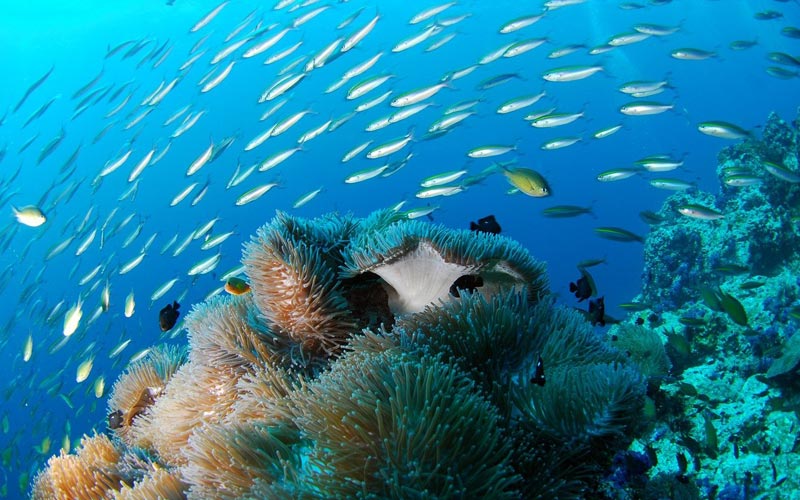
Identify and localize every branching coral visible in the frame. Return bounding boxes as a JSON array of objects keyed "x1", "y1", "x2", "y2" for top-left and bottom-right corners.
[{"x1": 341, "y1": 216, "x2": 548, "y2": 315}]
